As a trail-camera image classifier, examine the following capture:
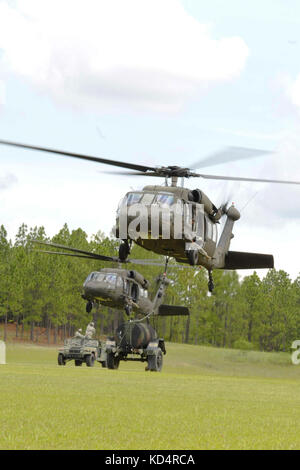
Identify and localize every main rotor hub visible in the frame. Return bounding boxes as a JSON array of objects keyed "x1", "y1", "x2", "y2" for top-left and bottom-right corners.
[{"x1": 153, "y1": 166, "x2": 198, "y2": 179}]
